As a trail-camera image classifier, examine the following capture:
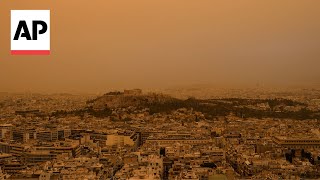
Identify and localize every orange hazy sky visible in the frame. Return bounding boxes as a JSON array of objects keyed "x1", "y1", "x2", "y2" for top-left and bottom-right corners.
[{"x1": 0, "y1": 1, "x2": 320, "y2": 93}]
